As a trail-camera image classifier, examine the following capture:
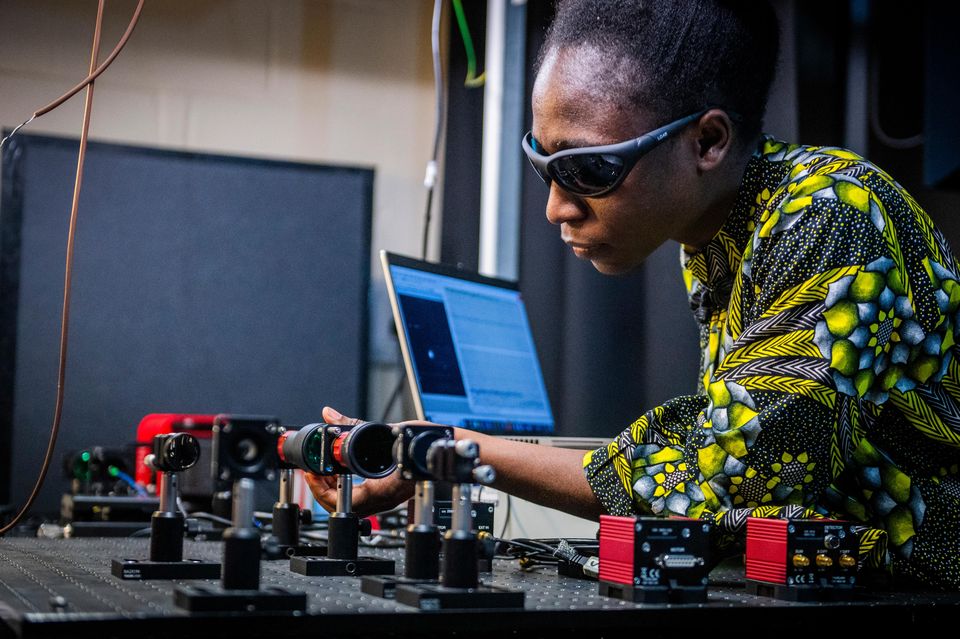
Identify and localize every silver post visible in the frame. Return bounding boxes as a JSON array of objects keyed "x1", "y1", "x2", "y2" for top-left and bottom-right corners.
[
  {"x1": 414, "y1": 480, "x2": 434, "y2": 526},
  {"x1": 279, "y1": 468, "x2": 294, "y2": 504},
  {"x1": 158, "y1": 472, "x2": 178, "y2": 514},
  {"x1": 451, "y1": 483, "x2": 472, "y2": 532},
  {"x1": 337, "y1": 474, "x2": 353, "y2": 515},
  {"x1": 232, "y1": 478, "x2": 256, "y2": 528}
]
